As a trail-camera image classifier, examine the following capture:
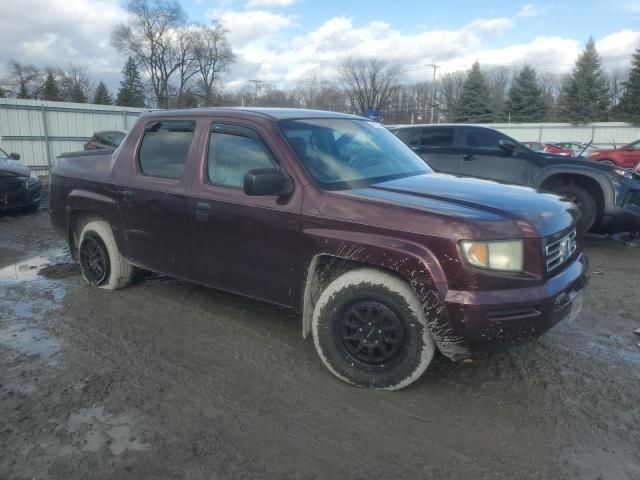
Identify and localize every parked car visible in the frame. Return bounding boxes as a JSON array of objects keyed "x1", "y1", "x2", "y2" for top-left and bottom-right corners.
[
  {"x1": 50, "y1": 108, "x2": 589, "y2": 390},
  {"x1": 543, "y1": 143, "x2": 573, "y2": 156},
  {"x1": 521, "y1": 141, "x2": 546, "y2": 152},
  {"x1": 389, "y1": 124, "x2": 640, "y2": 233},
  {"x1": 588, "y1": 139, "x2": 640, "y2": 168},
  {"x1": 84, "y1": 130, "x2": 127, "y2": 151},
  {"x1": 0, "y1": 147, "x2": 42, "y2": 212},
  {"x1": 552, "y1": 142, "x2": 601, "y2": 158}
]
